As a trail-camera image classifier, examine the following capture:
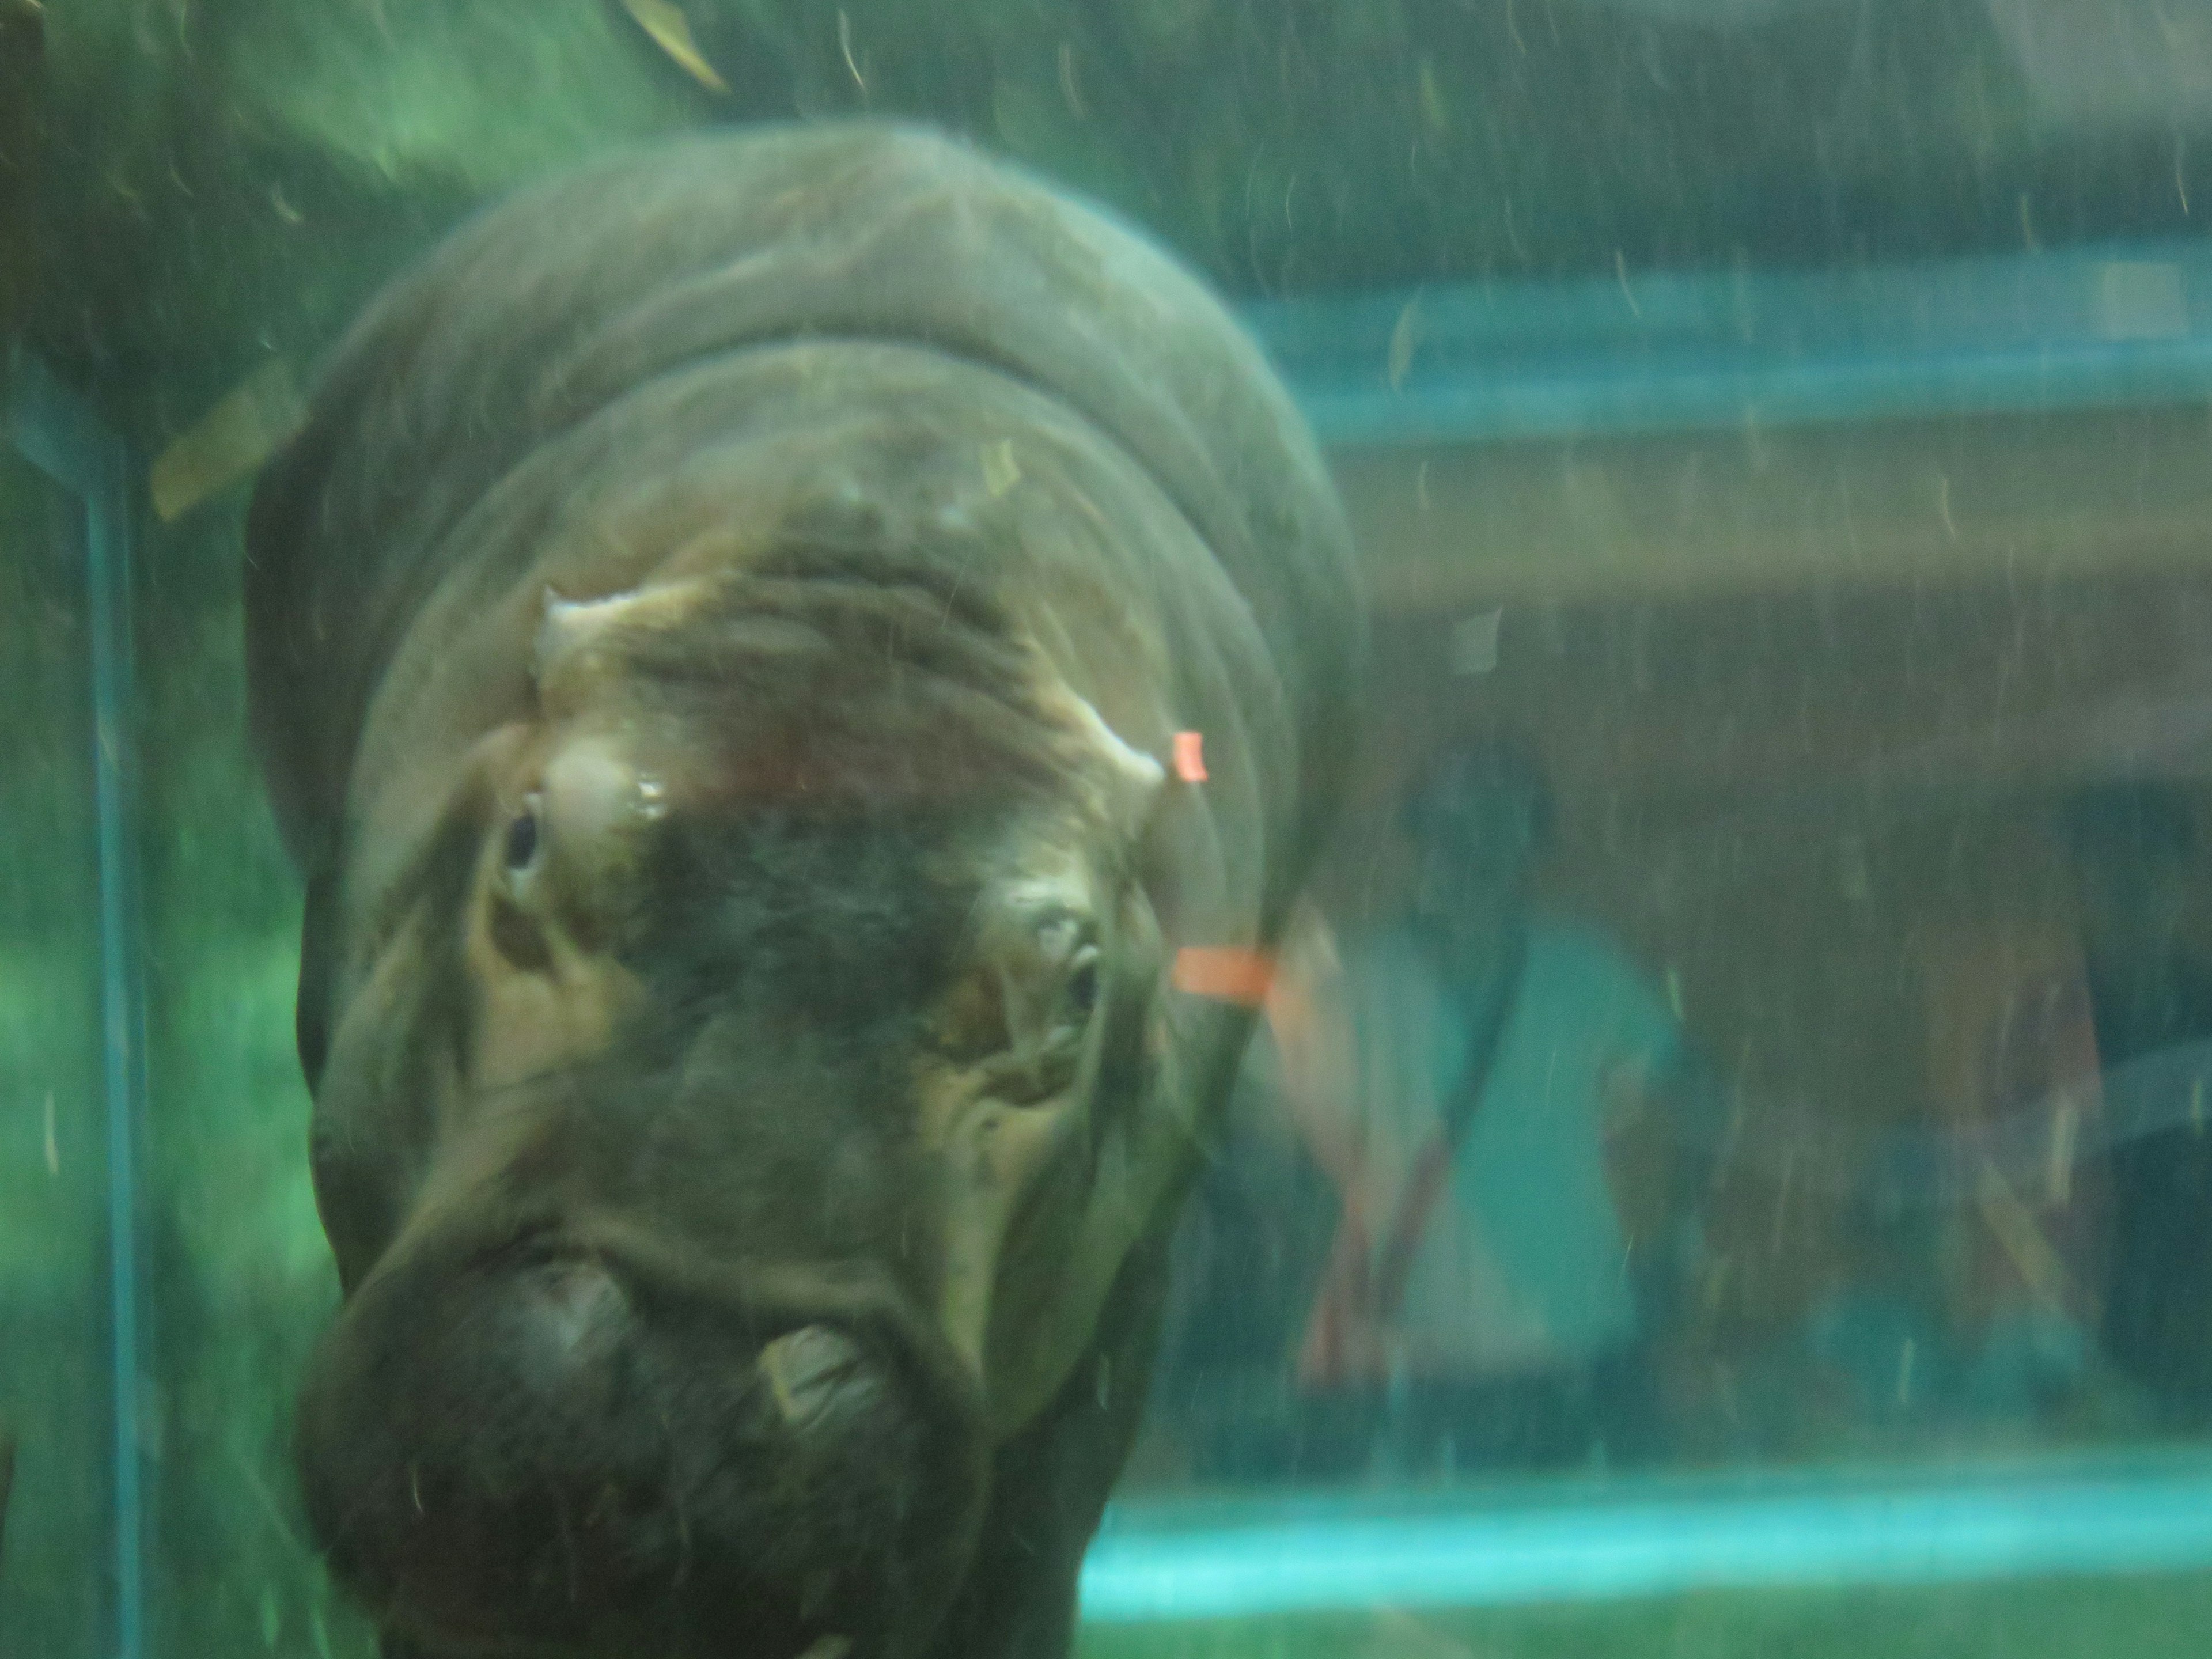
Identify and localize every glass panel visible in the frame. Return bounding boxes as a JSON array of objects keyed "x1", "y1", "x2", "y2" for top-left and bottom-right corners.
[
  {"x1": 0, "y1": 444, "x2": 110, "y2": 1656},
  {"x1": 35, "y1": 6, "x2": 2212, "y2": 1656},
  {"x1": 1128, "y1": 397, "x2": 2212, "y2": 1630},
  {"x1": 135, "y1": 513, "x2": 353, "y2": 1657}
]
